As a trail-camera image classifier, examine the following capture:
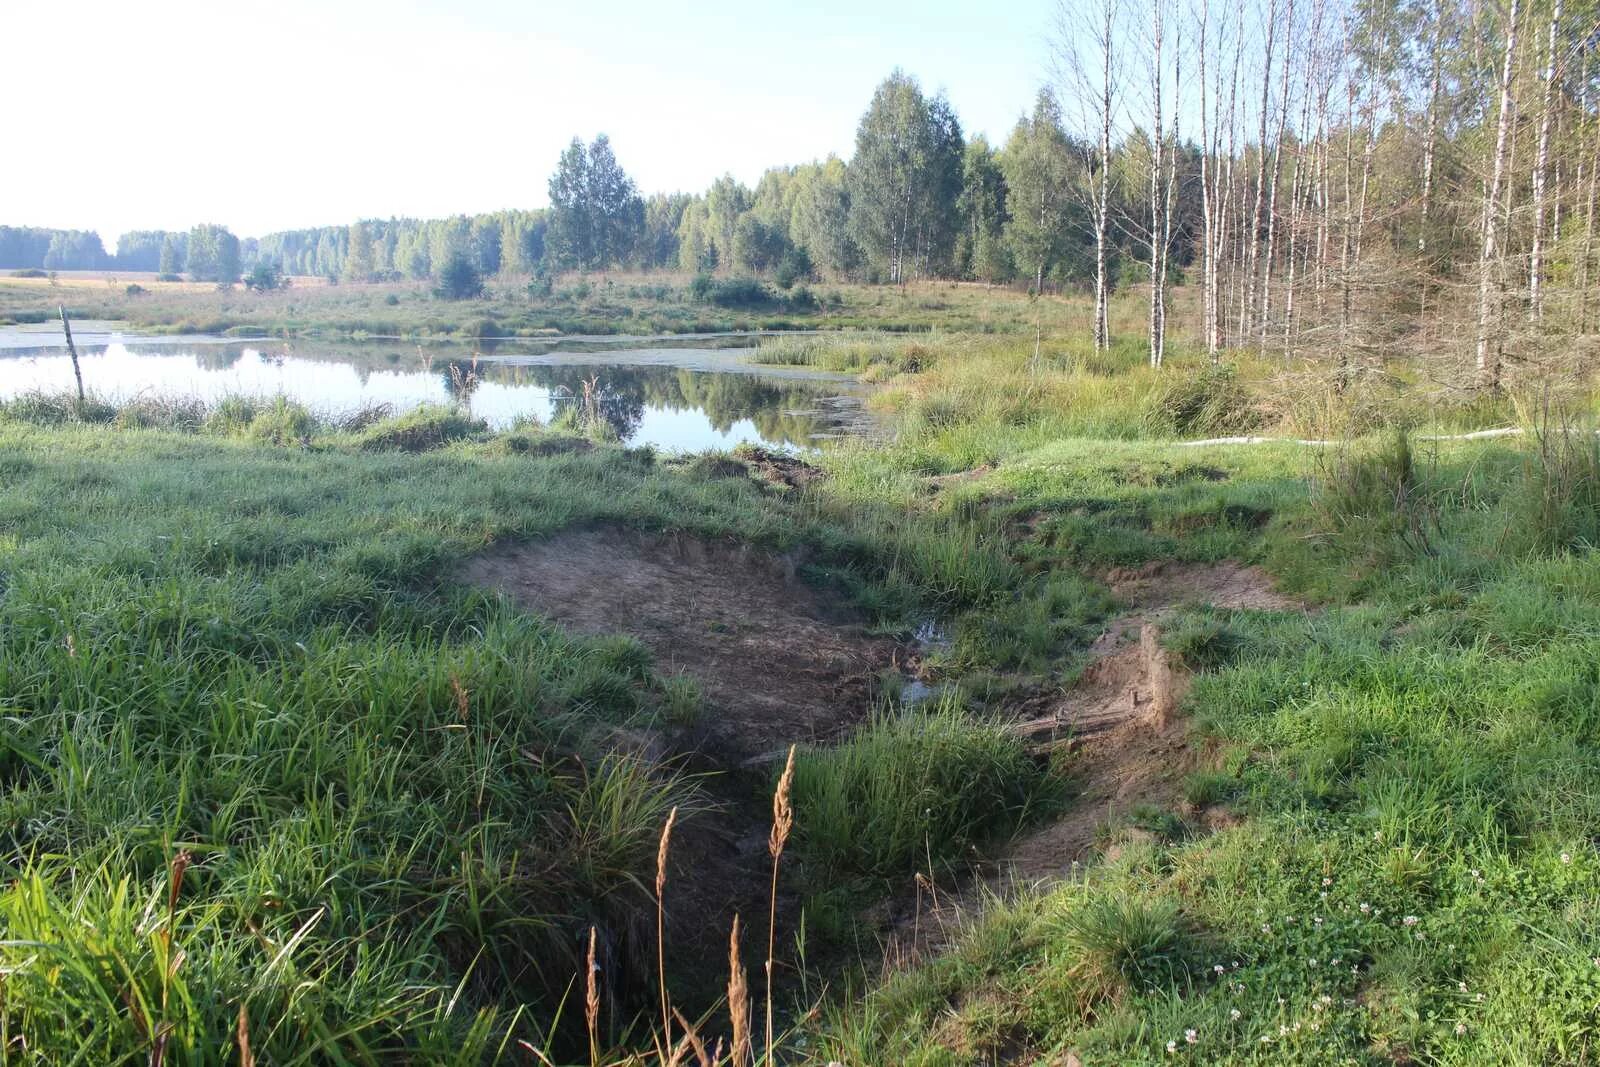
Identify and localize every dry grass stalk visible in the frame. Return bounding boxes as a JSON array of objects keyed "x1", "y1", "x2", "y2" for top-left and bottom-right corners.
[
  {"x1": 728, "y1": 915, "x2": 751, "y2": 1067},
  {"x1": 586, "y1": 926, "x2": 601, "y2": 1067},
  {"x1": 450, "y1": 675, "x2": 469, "y2": 722},
  {"x1": 656, "y1": 806, "x2": 678, "y2": 1045},
  {"x1": 167, "y1": 850, "x2": 192, "y2": 918},
  {"x1": 671, "y1": 1008, "x2": 712, "y2": 1067},
  {"x1": 236, "y1": 1003, "x2": 255, "y2": 1067},
  {"x1": 765, "y1": 745, "x2": 796, "y2": 1063}
]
